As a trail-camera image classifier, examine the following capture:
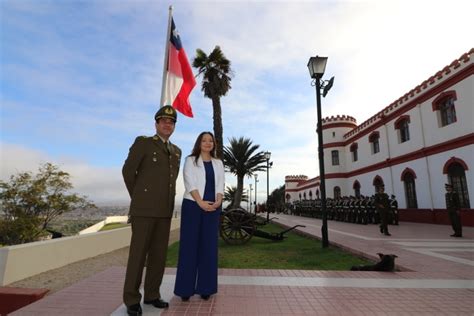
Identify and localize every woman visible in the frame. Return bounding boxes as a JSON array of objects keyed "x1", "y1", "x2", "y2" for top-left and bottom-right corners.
[{"x1": 174, "y1": 132, "x2": 225, "y2": 301}]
